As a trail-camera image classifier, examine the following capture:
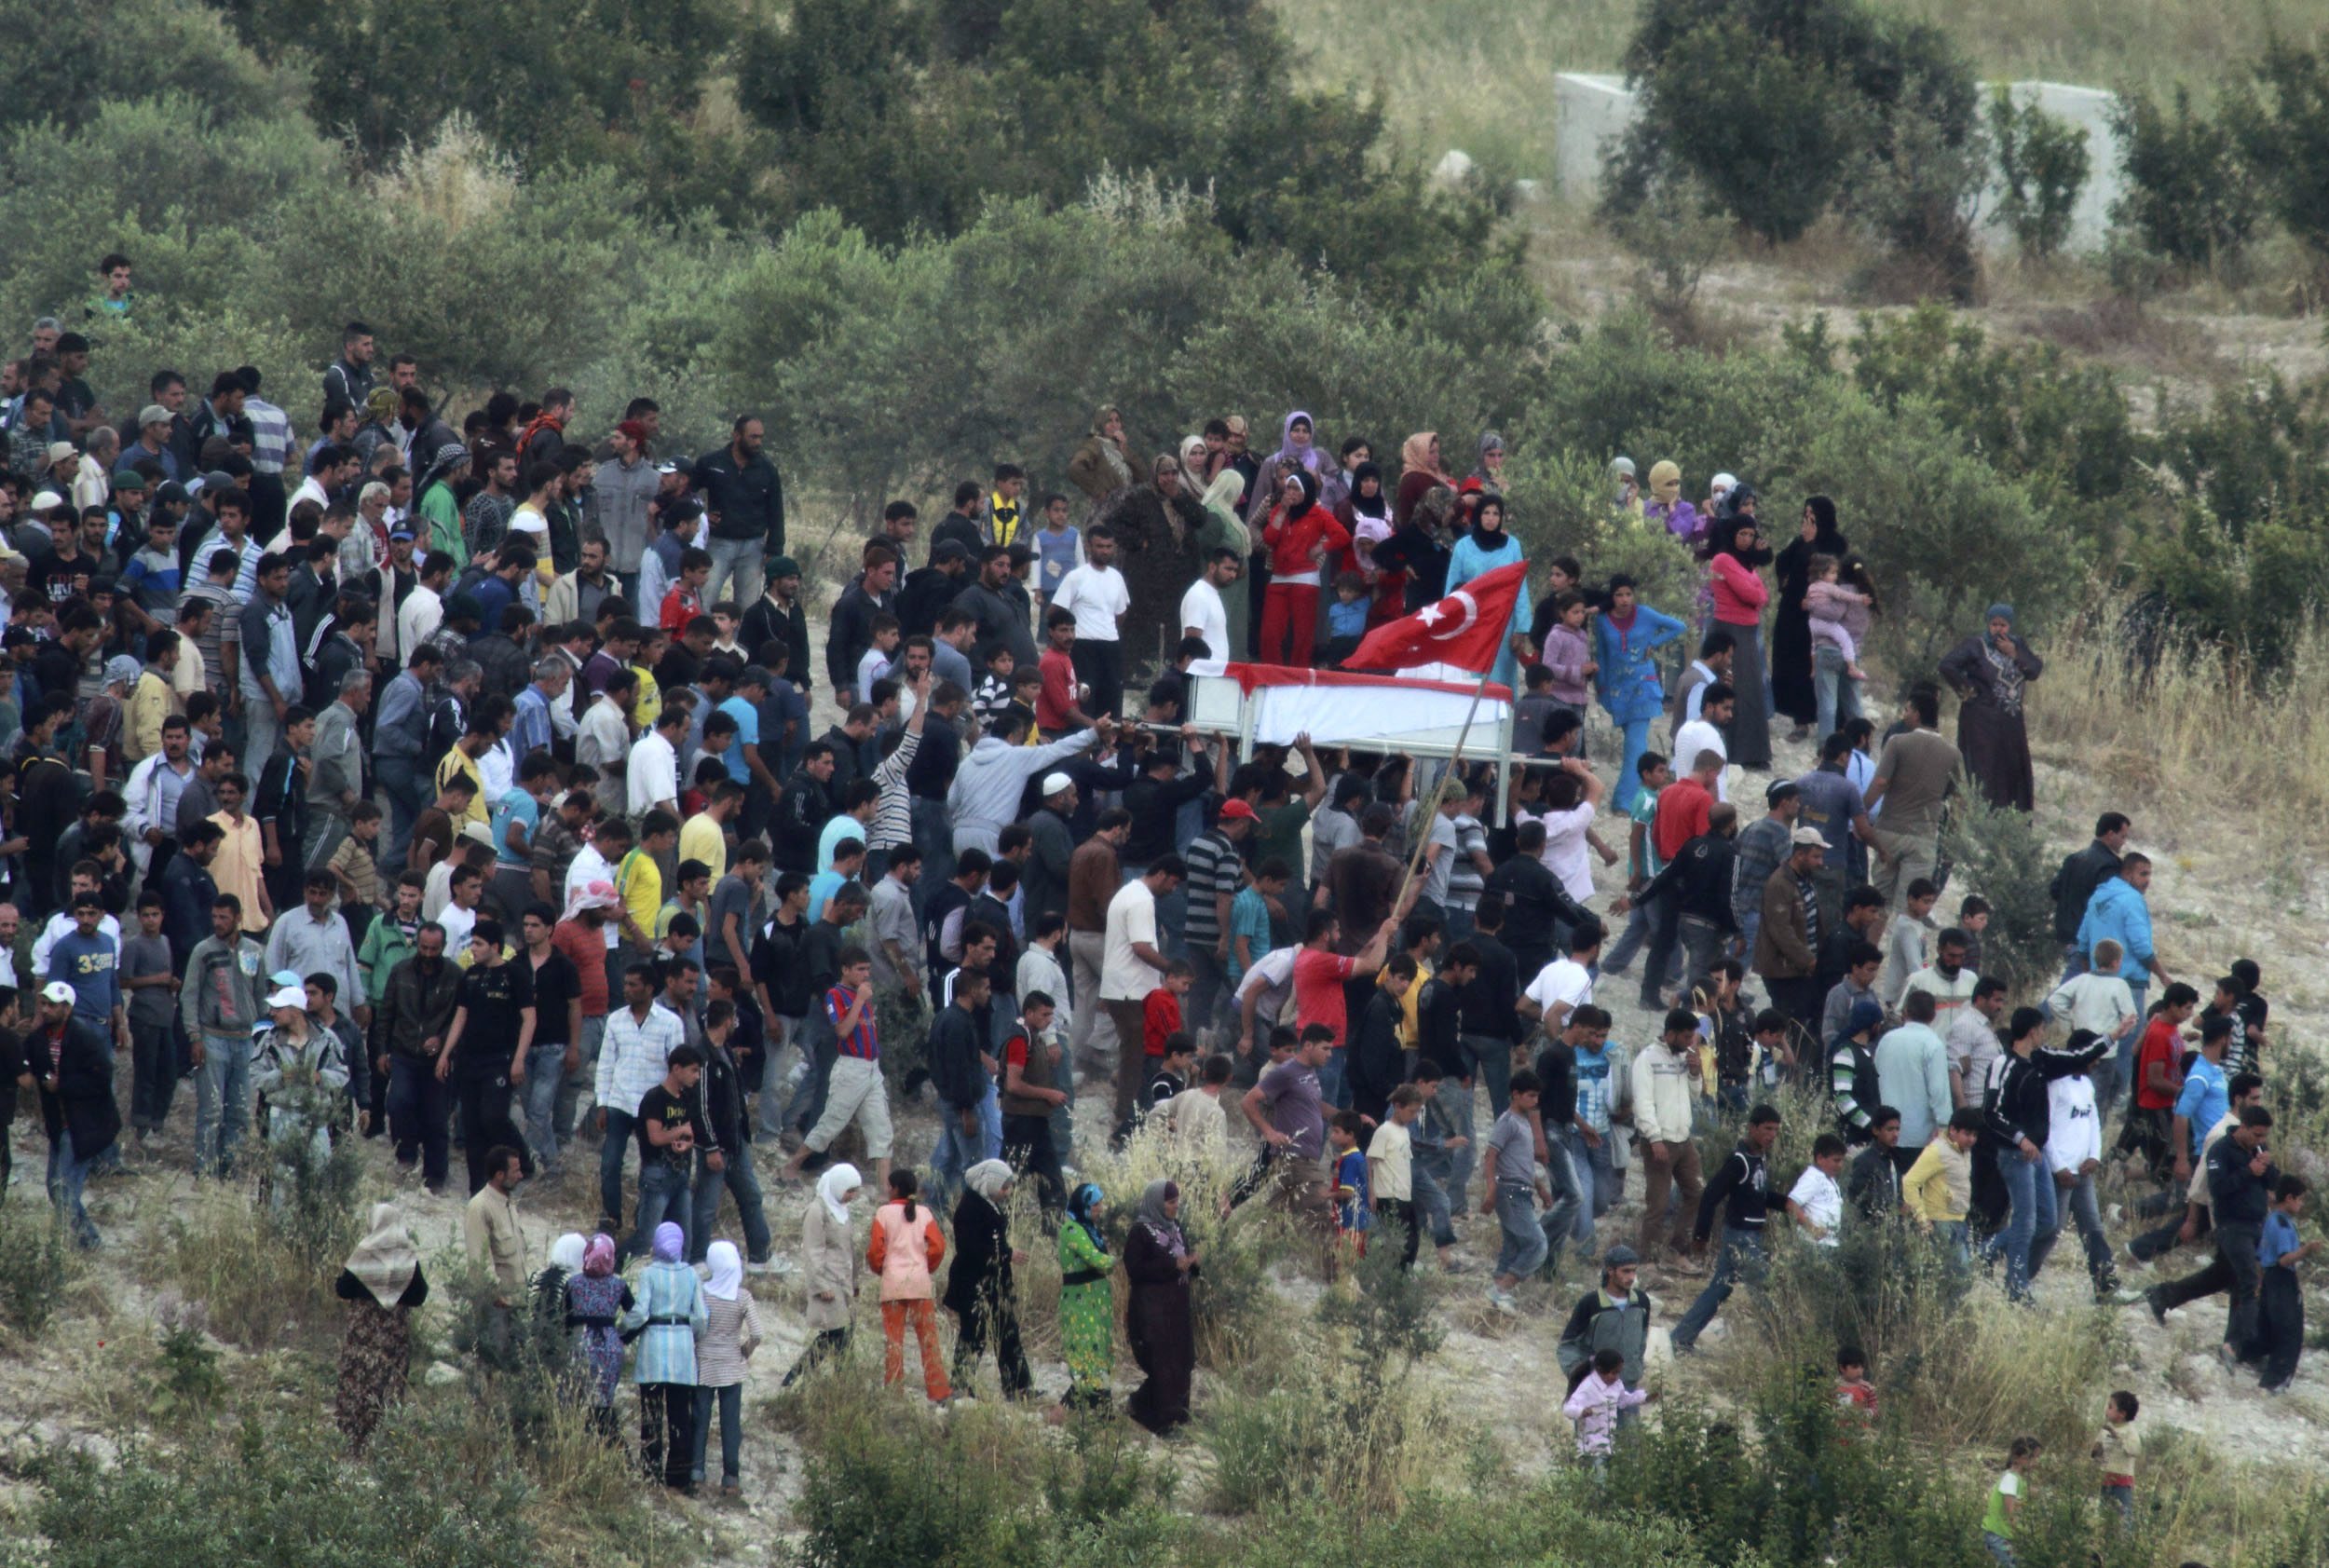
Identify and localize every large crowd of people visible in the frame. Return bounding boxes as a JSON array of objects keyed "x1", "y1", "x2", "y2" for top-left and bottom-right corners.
[{"x1": 0, "y1": 281, "x2": 2308, "y2": 1546}]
